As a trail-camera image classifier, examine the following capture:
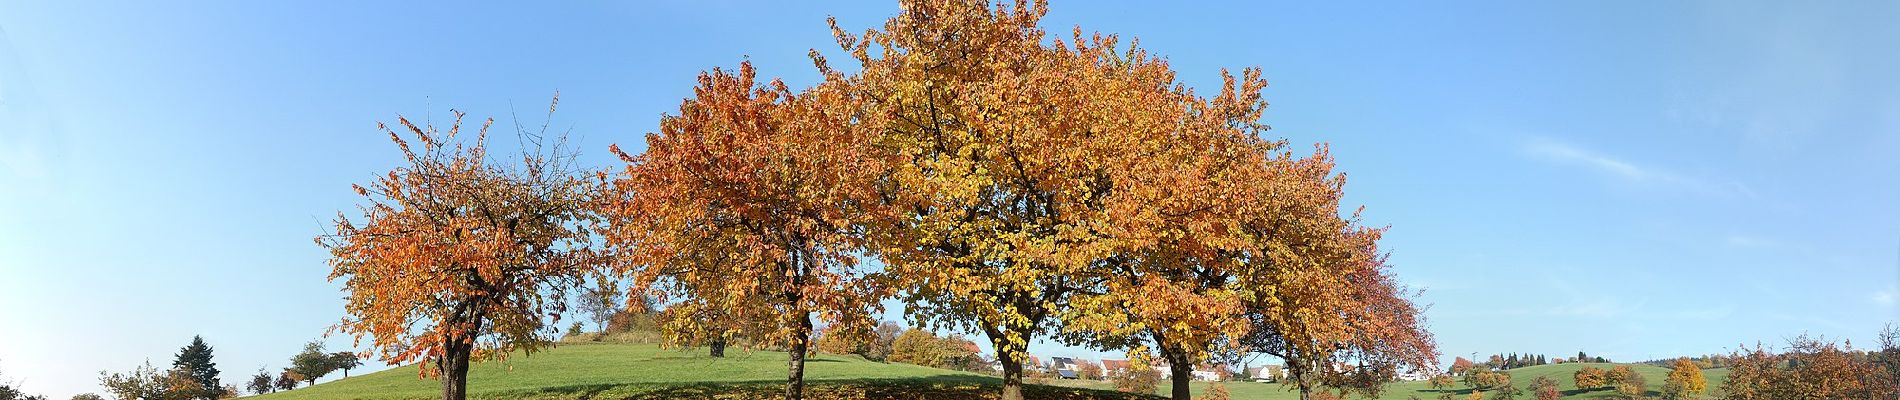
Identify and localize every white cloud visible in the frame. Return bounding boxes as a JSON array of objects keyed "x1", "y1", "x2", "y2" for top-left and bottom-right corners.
[
  {"x1": 1521, "y1": 138, "x2": 1760, "y2": 200},
  {"x1": 1523, "y1": 140, "x2": 1654, "y2": 181}
]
